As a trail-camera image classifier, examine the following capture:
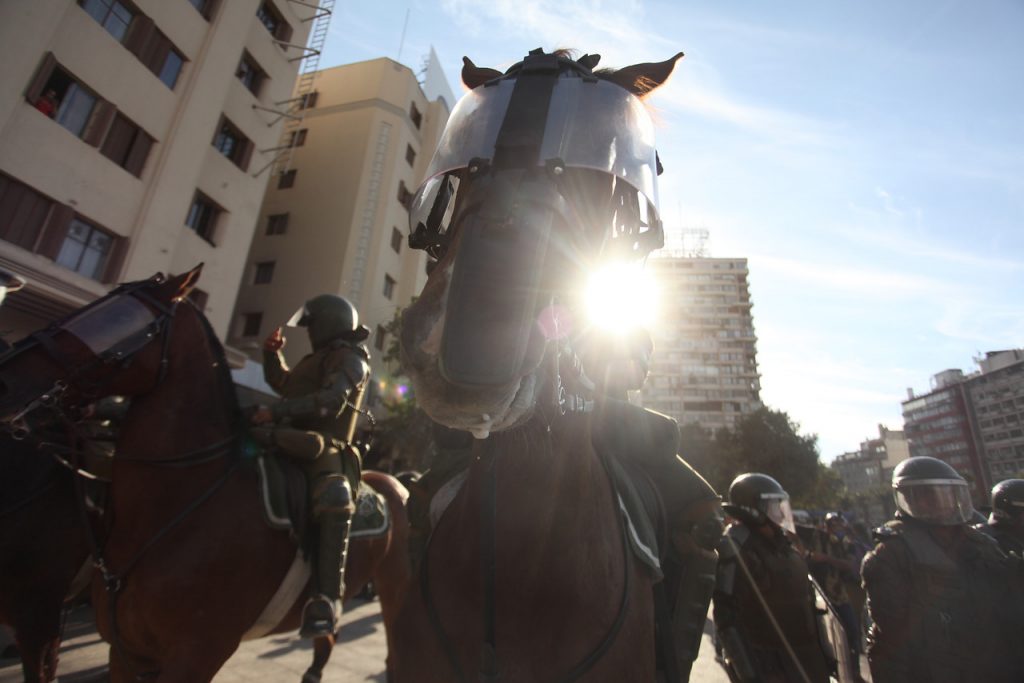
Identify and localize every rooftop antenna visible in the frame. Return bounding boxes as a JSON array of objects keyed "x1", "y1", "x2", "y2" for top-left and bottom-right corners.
[{"x1": 396, "y1": 7, "x2": 410, "y2": 64}]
